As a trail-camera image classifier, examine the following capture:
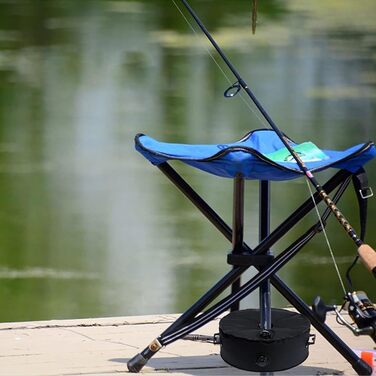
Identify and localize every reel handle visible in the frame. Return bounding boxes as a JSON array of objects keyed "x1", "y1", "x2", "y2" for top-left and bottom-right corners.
[
  {"x1": 358, "y1": 244, "x2": 376, "y2": 277},
  {"x1": 312, "y1": 296, "x2": 336, "y2": 323}
]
